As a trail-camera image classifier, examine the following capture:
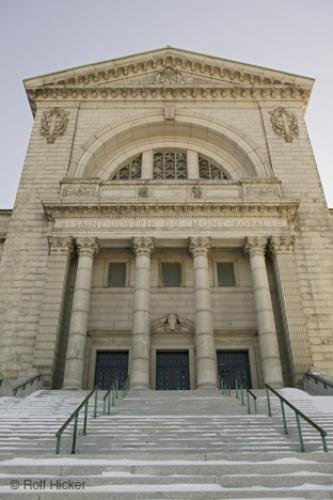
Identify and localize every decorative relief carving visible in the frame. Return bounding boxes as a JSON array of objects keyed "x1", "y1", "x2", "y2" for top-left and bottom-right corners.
[
  {"x1": 189, "y1": 236, "x2": 212, "y2": 256},
  {"x1": 244, "y1": 236, "x2": 268, "y2": 256},
  {"x1": 76, "y1": 237, "x2": 99, "y2": 257},
  {"x1": 40, "y1": 107, "x2": 69, "y2": 143},
  {"x1": 192, "y1": 186, "x2": 202, "y2": 199},
  {"x1": 29, "y1": 86, "x2": 309, "y2": 104},
  {"x1": 269, "y1": 235, "x2": 295, "y2": 255},
  {"x1": 155, "y1": 66, "x2": 184, "y2": 86},
  {"x1": 270, "y1": 107, "x2": 299, "y2": 143},
  {"x1": 61, "y1": 185, "x2": 98, "y2": 198},
  {"x1": 132, "y1": 237, "x2": 154, "y2": 255},
  {"x1": 151, "y1": 313, "x2": 194, "y2": 334},
  {"x1": 164, "y1": 105, "x2": 176, "y2": 120},
  {"x1": 47, "y1": 236, "x2": 73, "y2": 256},
  {"x1": 45, "y1": 201, "x2": 299, "y2": 224},
  {"x1": 138, "y1": 186, "x2": 148, "y2": 198},
  {"x1": 244, "y1": 186, "x2": 280, "y2": 199}
]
